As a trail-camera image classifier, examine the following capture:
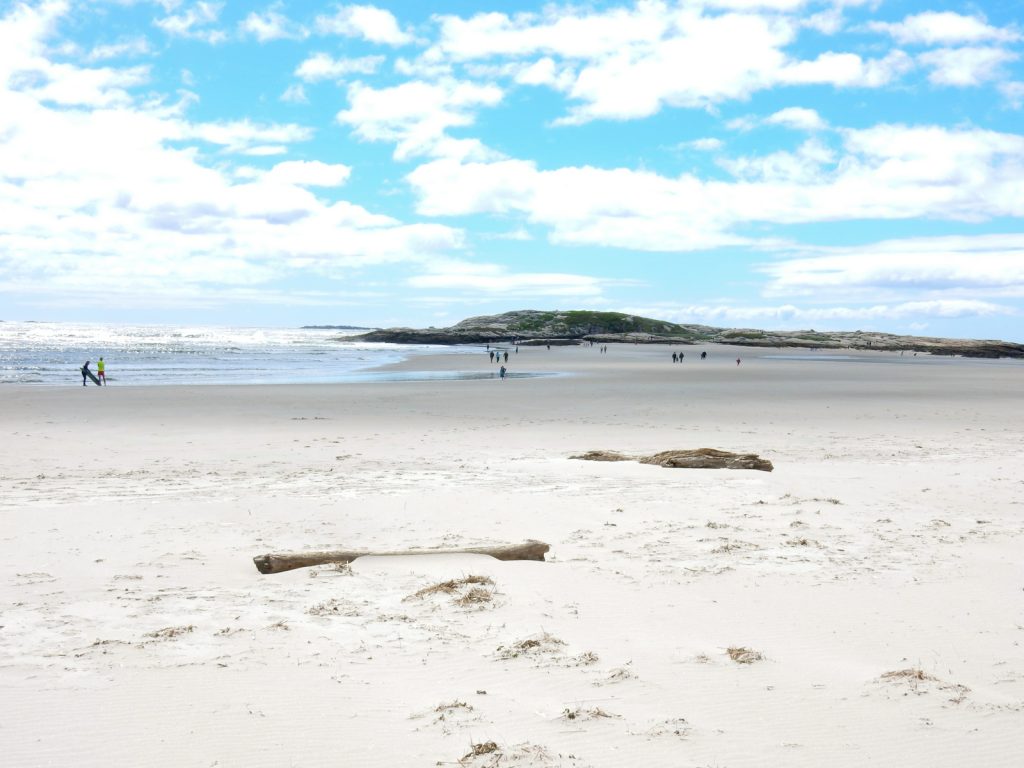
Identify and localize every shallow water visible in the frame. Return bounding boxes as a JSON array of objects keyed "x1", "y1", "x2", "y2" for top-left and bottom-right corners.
[{"x1": 0, "y1": 322, "x2": 482, "y2": 386}]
